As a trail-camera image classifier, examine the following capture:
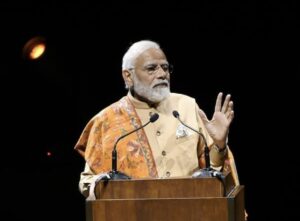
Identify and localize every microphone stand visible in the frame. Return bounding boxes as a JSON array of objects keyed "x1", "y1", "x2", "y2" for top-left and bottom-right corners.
[
  {"x1": 173, "y1": 110, "x2": 213, "y2": 178},
  {"x1": 173, "y1": 110, "x2": 227, "y2": 195},
  {"x1": 108, "y1": 113, "x2": 159, "y2": 180},
  {"x1": 193, "y1": 136, "x2": 213, "y2": 178},
  {"x1": 108, "y1": 127, "x2": 145, "y2": 180},
  {"x1": 108, "y1": 147, "x2": 131, "y2": 180}
]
